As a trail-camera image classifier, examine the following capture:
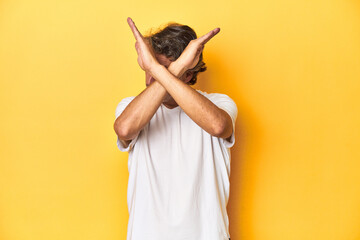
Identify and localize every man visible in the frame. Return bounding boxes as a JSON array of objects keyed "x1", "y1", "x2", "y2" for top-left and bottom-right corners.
[{"x1": 113, "y1": 17, "x2": 237, "y2": 240}]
